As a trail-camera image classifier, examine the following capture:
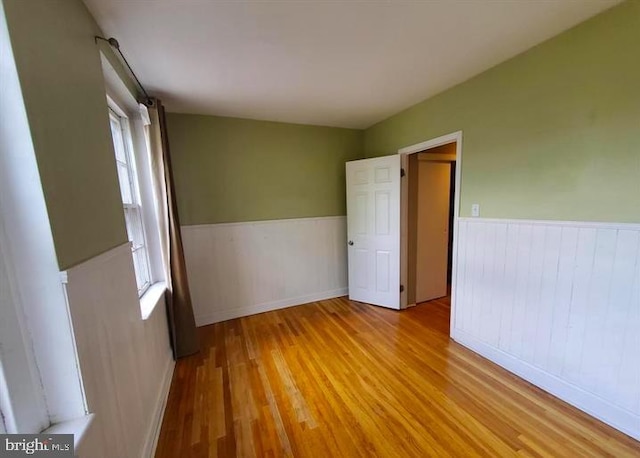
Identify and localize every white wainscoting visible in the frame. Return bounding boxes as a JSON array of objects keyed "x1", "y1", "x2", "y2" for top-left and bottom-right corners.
[
  {"x1": 453, "y1": 217, "x2": 640, "y2": 441},
  {"x1": 182, "y1": 216, "x2": 348, "y2": 325},
  {"x1": 62, "y1": 243, "x2": 174, "y2": 458}
]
